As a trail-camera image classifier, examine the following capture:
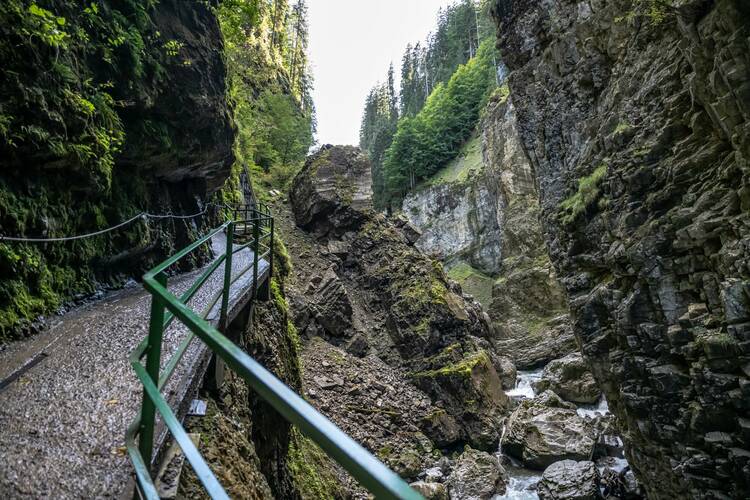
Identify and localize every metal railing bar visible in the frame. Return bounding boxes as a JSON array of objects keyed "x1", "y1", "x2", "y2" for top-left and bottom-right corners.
[
  {"x1": 163, "y1": 256, "x2": 225, "y2": 331},
  {"x1": 157, "y1": 332, "x2": 195, "y2": 390},
  {"x1": 144, "y1": 223, "x2": 230, "y2": 280},
  {"x1": 133, "y1": 363, "x2": 230, "y2": 500},
  {"x1": 125, "y1": 440, "x2": 160, "y2": 500},
  {"x1": 141, "y1": 279, "x2": 421, "y2": 500},
  {"x1": 231, "y1": 241, "x2": 253, "y2": 255},
  {"x1": 258, "y1": 249, "x2": 271, "y2": 261}
]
